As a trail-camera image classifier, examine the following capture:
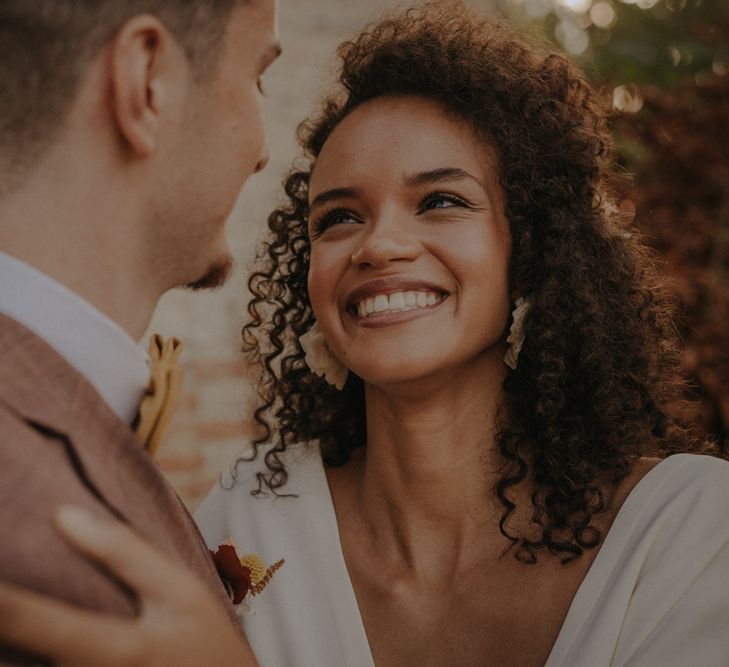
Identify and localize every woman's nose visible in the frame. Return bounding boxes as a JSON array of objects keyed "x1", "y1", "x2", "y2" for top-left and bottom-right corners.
[{"x1": 350, "y1": 216, "x2": 421, "y2": 269}]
